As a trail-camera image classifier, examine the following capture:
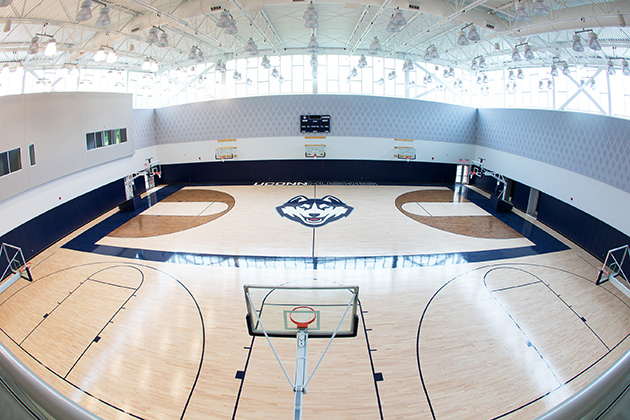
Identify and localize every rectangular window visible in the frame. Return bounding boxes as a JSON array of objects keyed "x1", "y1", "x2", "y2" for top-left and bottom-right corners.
[
  {"x1": 0, "y1": 151, "x2": 8, "y2": 176},
  {"x1": 8, "y1": 148, "x2": 21, "y2": 172},
  {"x1": 103, "y1": 130, "x2": 111, "y2": 146},
  {"x1": 95, "y1": 131, "x2": 103, "y2": 148},
  {"x1": 86, "y1": 133, "x2": 96, "y2": 150},
  {"x1": 120, "y1": 128, "x2": 127, "y2": 143},
  {"x1": 29, "y1": 144, "x2": 36, "y2": 166}
]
